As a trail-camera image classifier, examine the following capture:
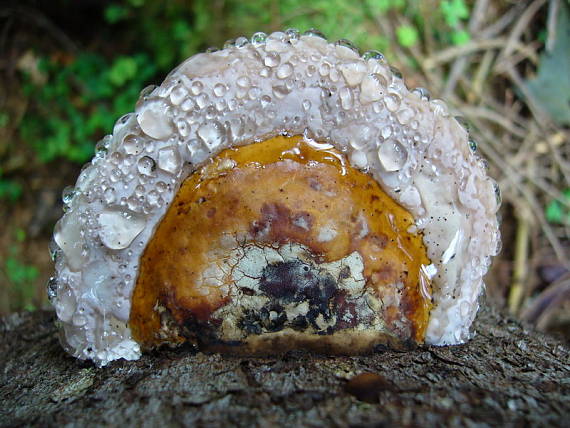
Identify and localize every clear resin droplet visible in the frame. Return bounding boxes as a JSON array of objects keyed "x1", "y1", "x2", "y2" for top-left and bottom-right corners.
[
  {"x1": 335, "y1": 39, "x2": 359, "y2": 53},
  {"x1": 285, "y1": 28, "x2": 300, "y2": 41},
  {"x1": 170, "y1": 85, "x2": 188, "y2": 105},
  {"x1": 381, "y1": 125, "x2": 393, "y2": 140},
  {"x1": 137, "y1": 156, "x2": 156, "y2": 176},
  {"x1": 94, "y1": 135, "x2": 111, "y2": 158},
  {"x1": 235, "y1": 36, "x2": 249, "y2": 48},
  {"x1": 276, "y1": 63, "x2": 293, "y2": 79},
  {"x1": 251, "y1": 32, "x2": 267, "y2": 46},
  {"x1": 339, "y1": 87, "x2": 354, "y2": 110},
  {"x1": 378, "y1": 140, "x2": 408, "y2": 172},
  {"x1": 157, "y1": 147, "x2": 181, "y2": 175},
  {"x1": 362, "y1": 50, "x2": 385, "y2": 61},
  {"x1": 213, "y1": 83, "x2": 227, "y2": 97},
  {"x1": 62, "y1": 186, "x2": 76, "y2": 206},
  {"x1": 237, "y1": 76, "x2": 251, "y2": 89},
  {"x1": 384, "y1": 94, "x2": 401, "y2": 112},
  {"x1": 492, "y1": 180, "x2": 502, "y2": 207},
  {"x1": 47, "y1": 276, "x2": 58, "y2": 301},
  {"x1": 123, "y1": 135, "x2": 144, "y2": 155},
  {"x1": 48, "y1": 238, "x2": 60, "y2": 262},
  {"x1": 137, "y1": 102, "x2": 173, "y2": 139},
  {"x1": 412, "y1": 87, "x2": 431, "y2": 101},
  {"x1": 98, "y1": 209, "x2": 146, "y2": 250},
  {"x1": 197, "y1": 121, "x2": 227, "y2": 149},
  {"x1": 264, "y1": 52, "x2": 281, "y2": 68},
  {"x1": 303, "y1": 28, "x2": 327, "y2": 39}
]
